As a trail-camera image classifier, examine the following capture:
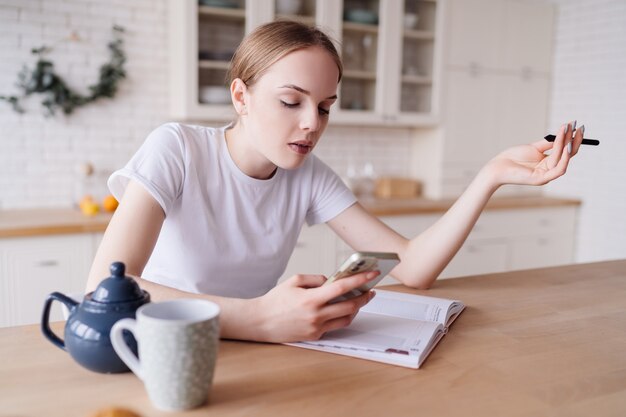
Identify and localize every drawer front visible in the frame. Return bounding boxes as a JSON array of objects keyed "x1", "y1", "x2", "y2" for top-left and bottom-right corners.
[
  {"x1": 472, "y1": 207, "x2": 577, "y2": 239},
  {"x1": 440, "y1": 239, "x2": 509, "y2": 279},
  {"x1": 509, "y1": 234, "x2": 575, "y2": 271},
  {"x1": 1, "y1": 234, "x2": 94, "y2": 327}
]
